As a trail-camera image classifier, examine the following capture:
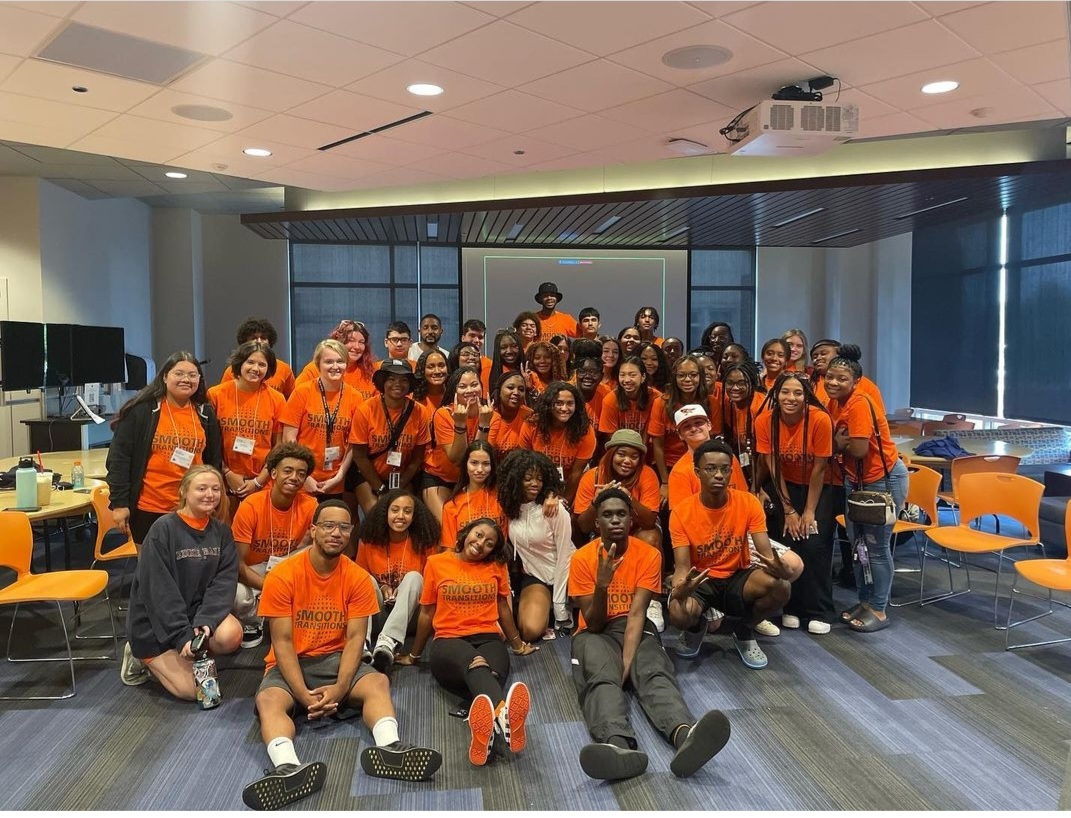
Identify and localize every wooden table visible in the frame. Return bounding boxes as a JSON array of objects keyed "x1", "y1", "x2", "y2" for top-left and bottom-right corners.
[
  {"x1": 896, "y1": 437, "x2": 1034, "y2": 466},
  {"x1": 0, "y1": 449, "x2": 108, "y2": 481}
]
